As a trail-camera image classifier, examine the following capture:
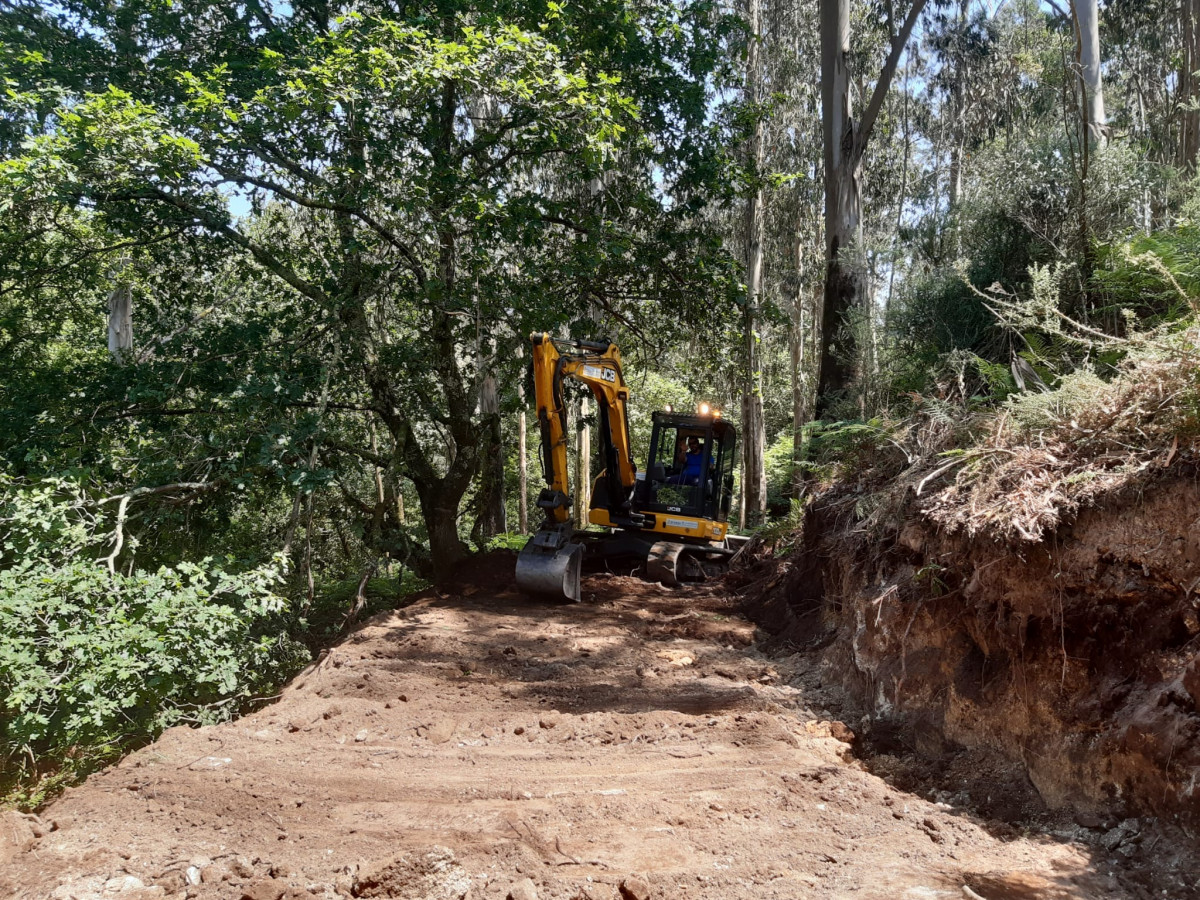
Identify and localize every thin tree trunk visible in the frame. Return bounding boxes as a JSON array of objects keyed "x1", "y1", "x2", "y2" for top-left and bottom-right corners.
[
  {"x1": 738, "y1": 452, "x2": 747, "y2": 531},
  {"x1": 369, "y1": 418, "x2": 386, "y2": 511},
  {"x1": 888, "y1": 56, "x2": 912, "y2": 317},
  {"x1": 1072, "y1": 0, "x2": 1107, "y2": 147},
  {"x1": 742, "y1": 0, "x2": 768, "y2": 526},
  {"x1": 1182, "y1": 0, "x2": 1200, "y2": 171},
  {"x1": 789, "y1": 232, "x2": 808, "y2": 497},
  {"x1": 107, "y1": 258, "x2": 133, "y2": 364},
  {"x1": 946, "y1": 0, "x2": 968, "y2": 256},
  {"x1": 578, "y1": 396, "x2": 591, "y2": 528},
  {"x1": 472, "y1": 370, "x2": 506, "y2": 541},
  {"x1": 517, "y1": 374, "x2": 528, "y2": 534}
]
